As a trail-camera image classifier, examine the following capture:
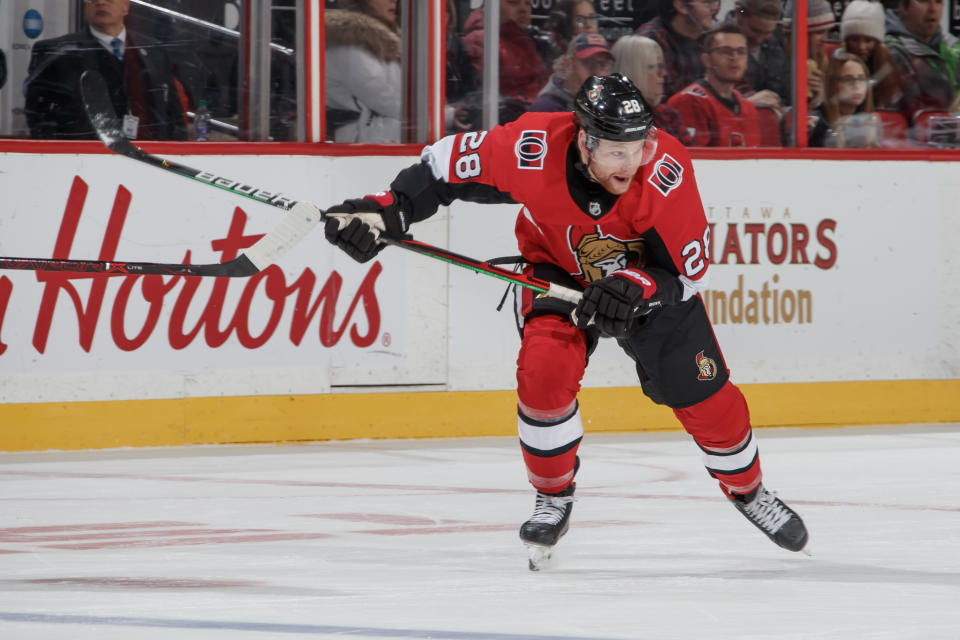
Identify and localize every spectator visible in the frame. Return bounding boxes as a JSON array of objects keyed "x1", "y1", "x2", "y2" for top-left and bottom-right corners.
[
  {"x1": 445, "y1": 0, "x2": 480, "y2": 133},
  {"x1": 782, "y1": 0, "x2": 836, "y2": 109},
  {"x1": 542, "y1": 0, "x2": 601, "y2": 51},
  {"x1": 885, "y1": 0, "x2": 960, "y2": 124},
  {"x1": 324, "y1": 0, "x2": 402, "y2": 142},
  {"x1": 462, "y1": 0, "x2": 550, "y2": 114},
  {"x1": 24, "y1": 0, "x2": 187, "y2": 140},
  {"x1": 611, "y1": 34, "x2": 694, "y2": 144},
  {"x1": 667, "y1": 23, "x2": 762, "y2": 146},
  {"x1": 729, "y1": 0, "x2": 789, "y2": 110},
  {"x1": 840, "y1": 0, "x2": 903, "y2": 110},
  {"x1": 529, "y1": 33, "x2": 613, "y2": 112},
  {"x1": 637, "y1": 0, "x2": 719, "y2": 100},
  {"x1": 809, "y1": 52, "x2": 881, "y2": 146}
]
